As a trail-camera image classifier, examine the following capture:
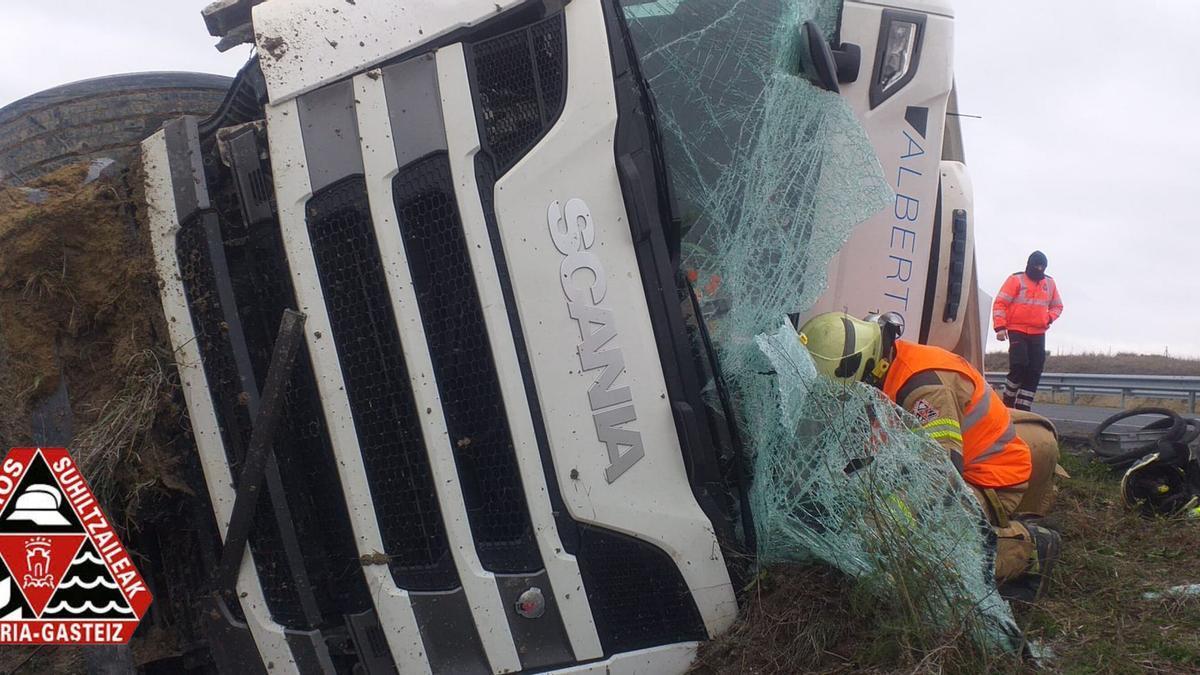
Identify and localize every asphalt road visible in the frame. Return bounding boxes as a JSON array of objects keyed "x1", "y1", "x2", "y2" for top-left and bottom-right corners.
[{"x1": 1034, "y1": 402, "x2": 1181, "y2": 442}]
